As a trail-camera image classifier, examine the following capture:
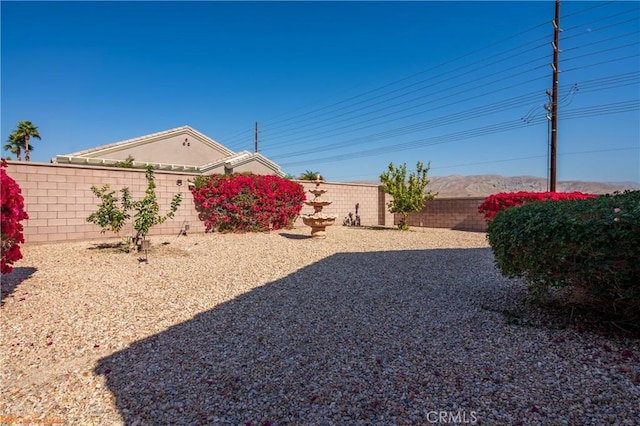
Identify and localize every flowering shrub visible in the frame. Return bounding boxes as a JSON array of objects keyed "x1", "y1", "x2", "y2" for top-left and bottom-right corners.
[
  {"x1": 478, "y1": 191, "x2": 598, "y2": 221},
  {"x1": 487, "y1": 190, "x2": 640, "y2": 325},
  {"x1": 1, "y1": 159, "x2": 29, "y2": 274},
  {"x1": 192, "y1": 174, "x2": 305, "y2": 232}
]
